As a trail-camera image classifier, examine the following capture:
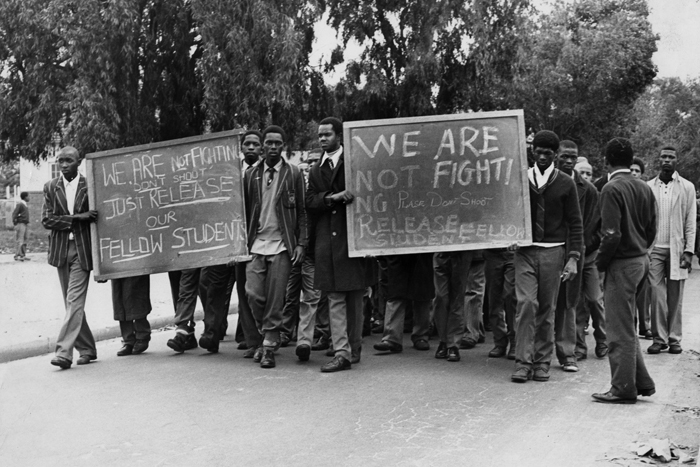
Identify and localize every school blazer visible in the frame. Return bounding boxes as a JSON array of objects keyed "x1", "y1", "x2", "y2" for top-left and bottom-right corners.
[
  {"x1": 244, "y1": 160, "x2": 308, "y2": 255},
  {"x1": 42, "y1": 176, "x2": 93, "y2": 270}
]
